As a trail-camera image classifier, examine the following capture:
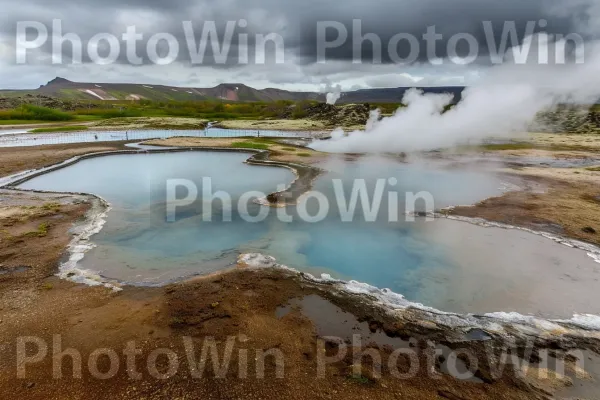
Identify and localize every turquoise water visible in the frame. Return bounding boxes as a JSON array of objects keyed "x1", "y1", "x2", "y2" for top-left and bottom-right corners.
[{"x1": 17, "y1": 151, "x2": 600, "y2": 317}]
